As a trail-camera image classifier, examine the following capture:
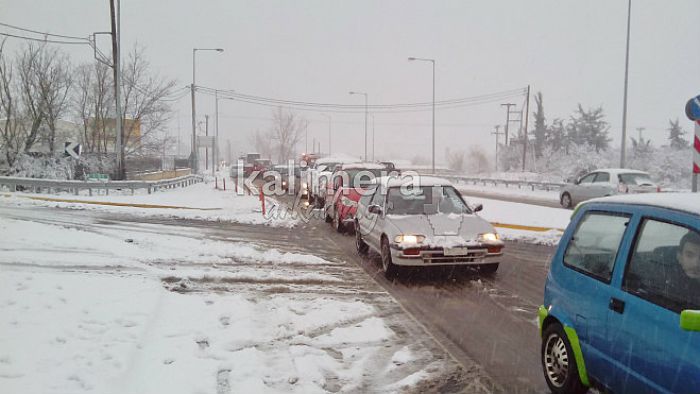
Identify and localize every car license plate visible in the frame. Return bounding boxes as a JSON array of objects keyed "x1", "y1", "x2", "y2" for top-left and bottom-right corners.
[{"x1": 444, "y1": 247, "x2": 469, "y2": 256}]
